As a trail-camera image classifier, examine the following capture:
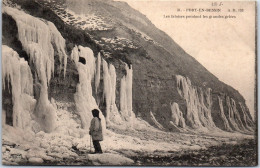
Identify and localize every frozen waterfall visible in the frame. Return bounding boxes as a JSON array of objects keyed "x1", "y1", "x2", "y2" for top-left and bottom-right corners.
[
  {"x1": 71, "y1": 45, "x2": 106, "y2": 131},
  {"x1": 175, "y1": 74, "x2": 253, "y2": 133},
  {"x1": 2, "y1": 45, "x2": 36, "y2": 130},
  {"x1": 120, "y1": 64, "x2": 135, "y2": 127},
  {"x1": 176, "y1": 75, "x2": 216, "y2": 130},
  {"x1": 170, "y1": 102, "x2": 186, "y2": 128},
  {"x1": 3, "y1": 6, "x2": 68, "y2": 132},
  {"x1": 102, "y1": 59, "x2": 123, "y2": 125}
]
